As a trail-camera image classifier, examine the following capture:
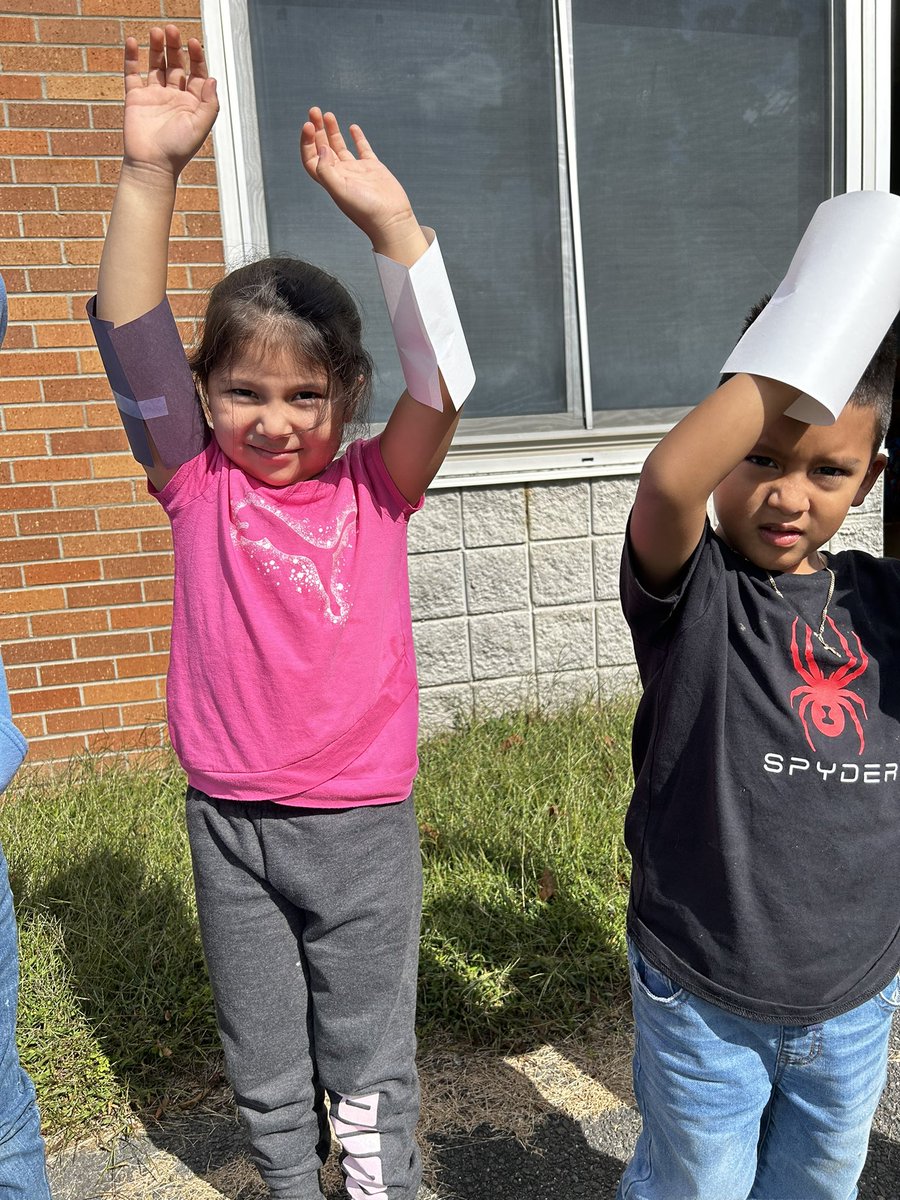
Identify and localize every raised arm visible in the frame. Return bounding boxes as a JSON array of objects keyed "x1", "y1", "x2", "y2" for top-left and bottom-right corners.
[
  {"x1": 300, "y1": 109, "x2": 473, "y2": 504},
  {"x1": 95, "y1": 25, "x2": 218, "y2": 489},
  {"x1": 97, "y1": 25, "x2": 218, "y2": 325},
  {"x1": 630, "y1": 372, "x2": 800, "y2": 594}
]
